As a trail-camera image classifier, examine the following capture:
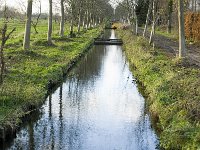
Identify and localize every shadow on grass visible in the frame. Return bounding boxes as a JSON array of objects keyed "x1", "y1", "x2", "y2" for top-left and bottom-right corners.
[
  {"x1": 59, "y1": 44, "x2": 79, "y2": 52},
  {"x1": 53, "y1": 36, "x2": 76, "y2": 42},
  {"x1": 7, "y1": 50, "x2": 48, "y2": 61},
  {"x1": 5, "y1": 39, "x2": 23, "y2": 49},
  {"x1": 32, "y1": 40, "x2": 57, "y2": 47}
]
